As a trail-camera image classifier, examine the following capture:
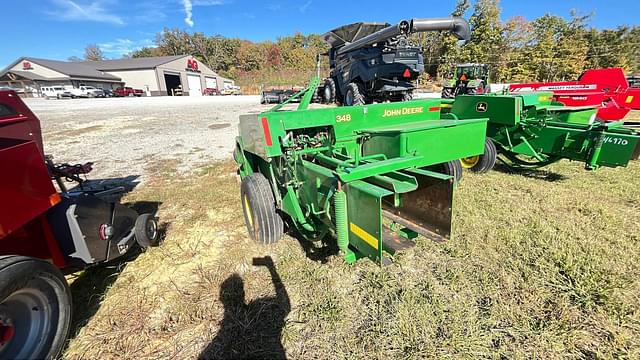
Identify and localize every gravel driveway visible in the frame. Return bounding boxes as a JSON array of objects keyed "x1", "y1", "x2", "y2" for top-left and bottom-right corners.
[{"x1": 25, "y1": 96, "x2": 265, "y2": 180}]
